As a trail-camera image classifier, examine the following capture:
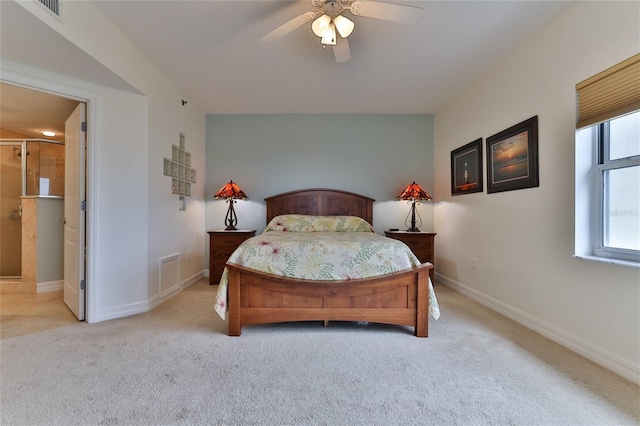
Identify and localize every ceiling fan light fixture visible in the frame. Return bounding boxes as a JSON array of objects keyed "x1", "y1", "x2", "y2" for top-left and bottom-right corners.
[
  {"x1": 334, "y1": 14, "x2": 354, "y2": 38},
  {"x1": 311, "y1": 14, "x2": 331, "y2": 37},
  {"x1": 320, "y1": 22, "x2": 337, "y2": 46},
  {"x1": 261, "y1": 0, "x2": 425, "y2": 63}
]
